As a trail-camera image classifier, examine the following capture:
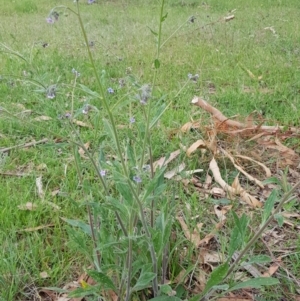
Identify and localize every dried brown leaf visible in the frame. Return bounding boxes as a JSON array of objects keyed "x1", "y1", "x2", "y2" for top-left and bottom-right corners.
[
  {"x1": 199, "y1": 250, "x2": 223, "y2": 264},
  {"x1": 224, "y1": 14, "x2": 234, "y2": 22},
  {"x1": 164, "y1": 163, "x2": 186, "y2": 179},
  {"x1": 78, "y1": 142, "x2": 90, "y2": 159},
  {"x1": 281, "y1": 212, "x2": 300, "y2": 219},
  {"x1": 33, "y1": 115, "x2": 52, "y2": 121},
  {"x1": 214, "y1": 205, "x2": 232, "y2": 222},
  {"x1": 36, "y1": 163, "x2": 48, "y2": 171},
  {"x1": 197, "y1": 233, "x2": 215, "y2": 246},
  {"x1": 20, "y1": 224, "x2": 55, "y2": 232},
  {"x1": 40, "y1": 271, "x2": 49, "y2": 279},
  {"x1": 51, "y1": 189, "x2": 60, "y2": 196},
  {"x1": 262, "y1": 259, "x2": 281, "y2": 277},
  {"x1": 73, "y1": 119, "x2": 93, "y2": 128},
  {"x1": 232, "y1": 176, "x2": 263, "y2": 208},
  {"x1": 176, "y1": 216, "x2": 201, "y2": 247},
  {"x1": 221, "y1": 148, "x2": 264, "y2": 188},
  {"x1": 235, "y1": 154, "x2": 271, "y2": 177},
  {"x1": 181, "y1": 121, "x2": 200, "y2": 133},
  {"x1": 38, "y1": 288, "x2": 58, "y2": 301},
  {"x1": 153, "y1": 149, "x2": 181, "y2": 171},
  {"x1": 210, "y1": 187, "x2": 226, "y2": 197},
  {"x1": 174, "y1": 269, "x2": 188, "y2": 284},
  {"x1": 36, "y1": 176, "x2": 45, "y2": 200},
  {"x1": 186, "y1": 139, "x2": 207, "y2": 157},
  {"x1": 18, "y1": 202, "x2": 38, "y2": 211}
]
